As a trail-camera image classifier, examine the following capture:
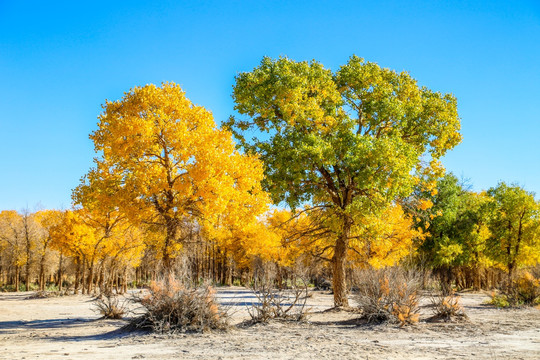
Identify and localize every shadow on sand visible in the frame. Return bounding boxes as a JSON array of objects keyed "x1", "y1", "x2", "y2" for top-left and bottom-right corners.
[{"x1": 0, "y1": 317, "x2": 141, "y2": 341}]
